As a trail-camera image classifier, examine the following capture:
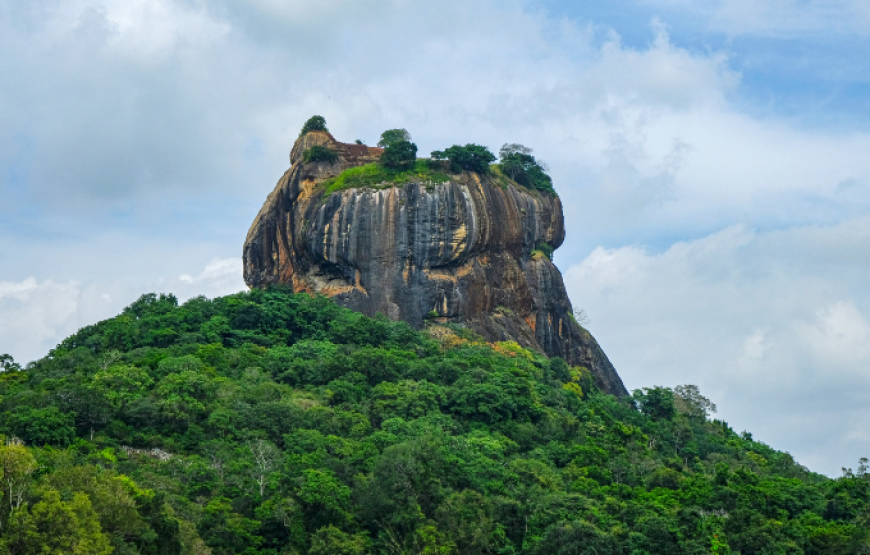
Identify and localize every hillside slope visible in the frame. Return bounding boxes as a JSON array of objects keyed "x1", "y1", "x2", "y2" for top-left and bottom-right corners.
[{"x1": 0, "y1": 289, "x2": 868, "y2": 554}]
